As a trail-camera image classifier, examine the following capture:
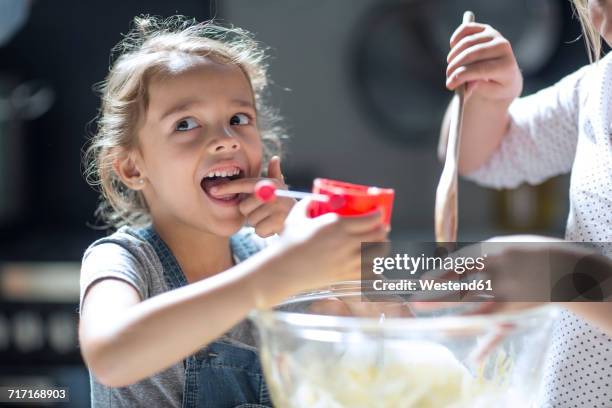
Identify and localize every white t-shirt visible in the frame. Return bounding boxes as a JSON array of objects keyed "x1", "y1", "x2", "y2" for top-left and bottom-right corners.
[{"x1": 466, "y1": 53, "x2": 612, "y2": 407}]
